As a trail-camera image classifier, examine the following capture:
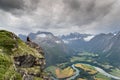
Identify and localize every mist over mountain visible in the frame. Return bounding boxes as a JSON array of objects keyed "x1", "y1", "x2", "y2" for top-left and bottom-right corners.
[
  {"x1": 19, "y1": 31, "x2": 74, "y2": 66},
  {"x1": 1, "y1": 0, "x2": 120, "y2": 79},
  {"x1": 19, "y1": 30, "x2": 120, "y2": 67},
  {"x1": 59, "y1": 32, "x2": 92, "y2": 51}
]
